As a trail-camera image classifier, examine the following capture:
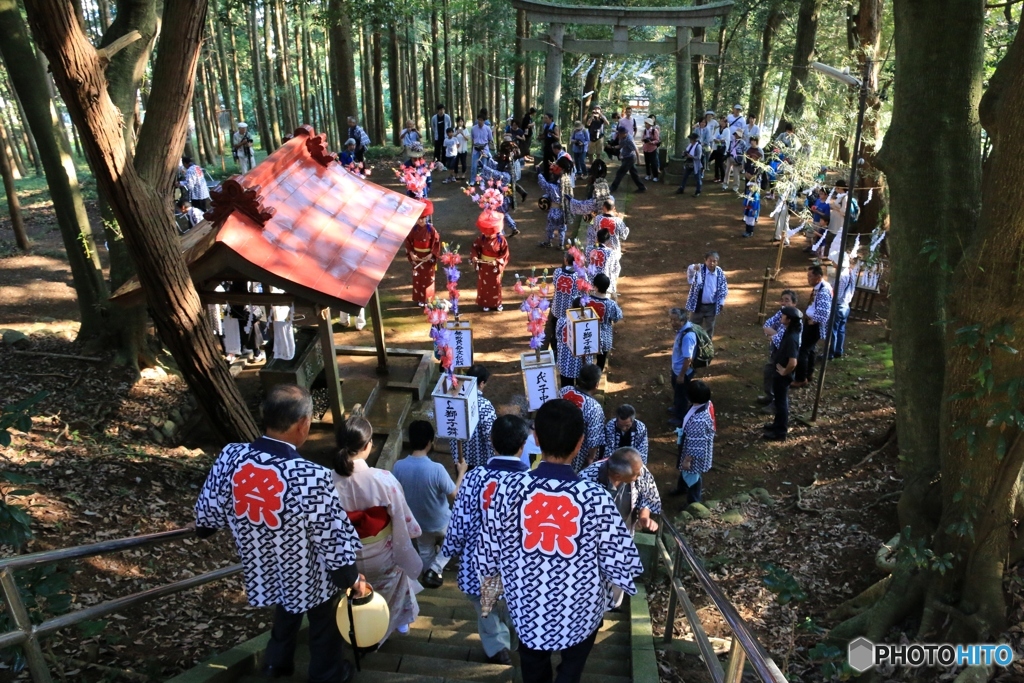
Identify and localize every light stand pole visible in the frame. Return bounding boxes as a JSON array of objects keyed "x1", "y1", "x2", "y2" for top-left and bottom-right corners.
[{"x1": 809, "y1": 59, "x2": 871, "y2": 423}]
